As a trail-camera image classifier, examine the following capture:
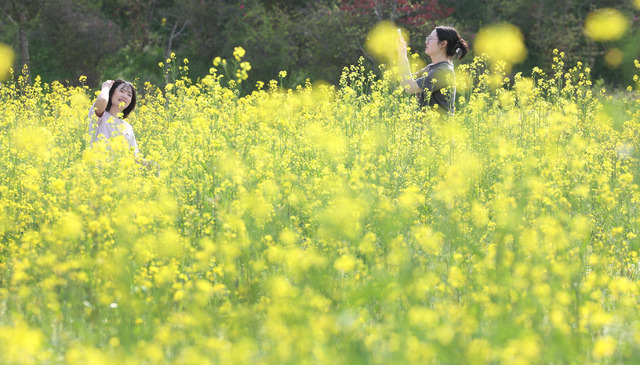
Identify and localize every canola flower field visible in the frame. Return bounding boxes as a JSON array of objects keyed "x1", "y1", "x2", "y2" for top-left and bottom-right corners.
[{"x1": 1, "y1": 50, "x2": 640, "y2": 364}]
